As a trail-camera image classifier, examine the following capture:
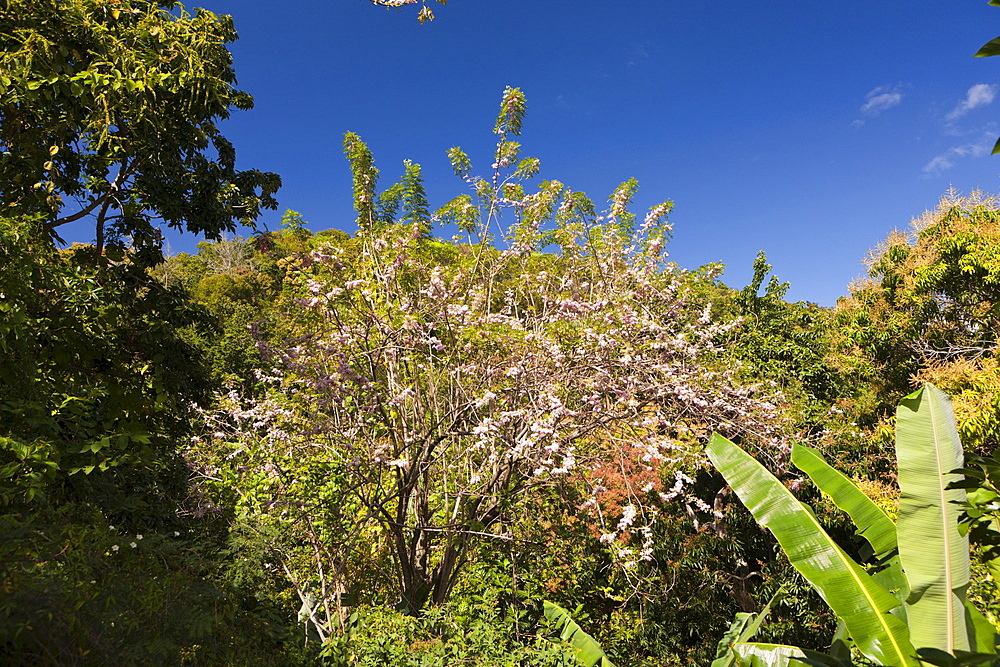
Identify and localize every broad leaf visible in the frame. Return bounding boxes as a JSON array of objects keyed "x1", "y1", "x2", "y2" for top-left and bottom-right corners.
[
  {"x1": 896, "y1": 385, "x2": 970, "y2": 654},
  {"x1": 963, "y1": 599, "x2": 999, "y2": 655},
  {"x1": 730, "y1": 642, "x2": 852, "y2": 666},
  {"x1": 543, "y1": 601, "x2": 616, "y2": 667},
  {"x1": 707, "y1": 434, "x2": 918, "y2": 667},
  {"x1": 871, "y1": 554, "x2": 910, "y2": 612},
  {"x1": 975, "y1": 36, "x2": 1000, "y2": 57},
  {"x1": 713, "y1": 614, "x2": 755, "y2": 667},
  {"x1": 829, "y1": 620, "x2": 853, "y2": 661},
  {"x1": 915, "y1": 647, "x2": 1000, "y2": 666},
  {"x1": 792, "y1": 443, "x2": 897, "y2": 558},
  {"x1": 713, "y1": 587, "x2": 787, "y2": 667}
]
